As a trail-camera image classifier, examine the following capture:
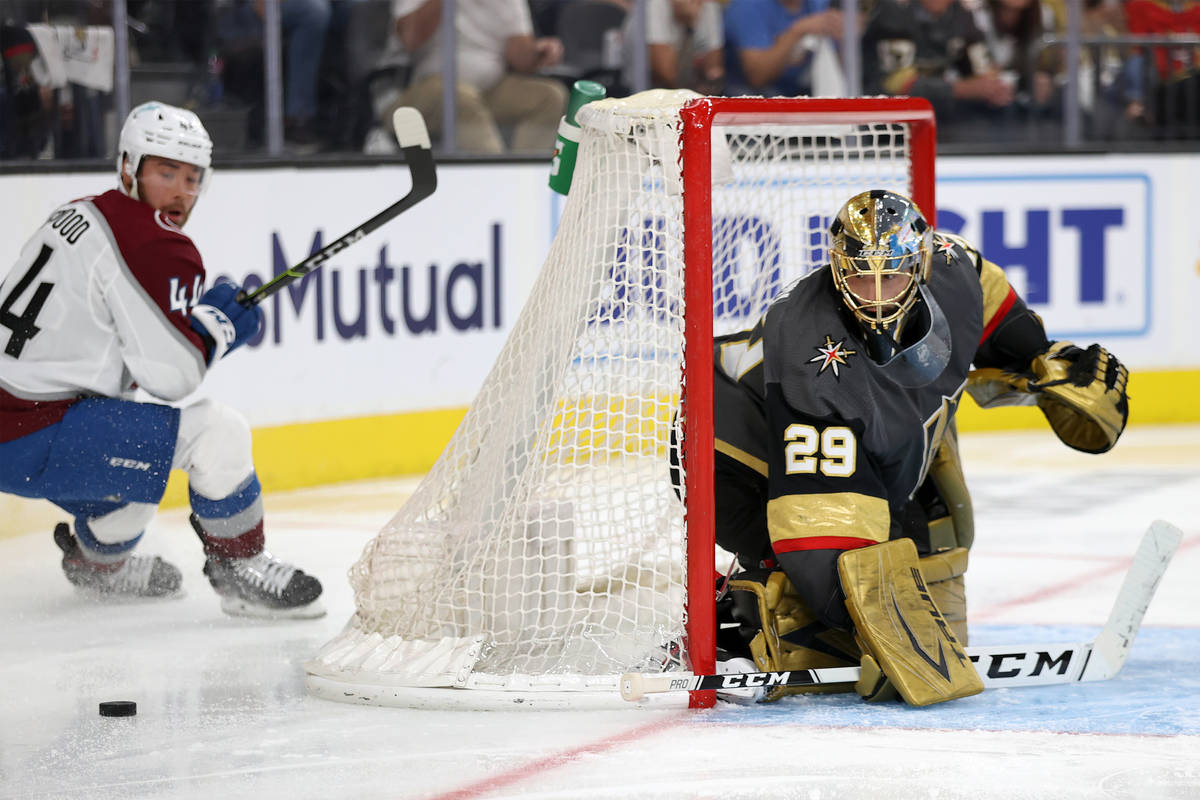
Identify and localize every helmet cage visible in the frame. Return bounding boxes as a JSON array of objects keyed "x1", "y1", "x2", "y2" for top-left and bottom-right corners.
[
  {"x1": 828, "y1": 191, "x2": 932, "y2": 333},
  {"x1": 830, "y1": 248, "x2": 927, "y2": 329}
]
